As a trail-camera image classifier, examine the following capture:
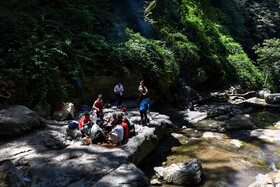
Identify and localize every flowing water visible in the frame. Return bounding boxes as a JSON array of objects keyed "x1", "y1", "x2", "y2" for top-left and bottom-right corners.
[{"x1": 139, "y1": 109, "x2": 280, "y2": 186}]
